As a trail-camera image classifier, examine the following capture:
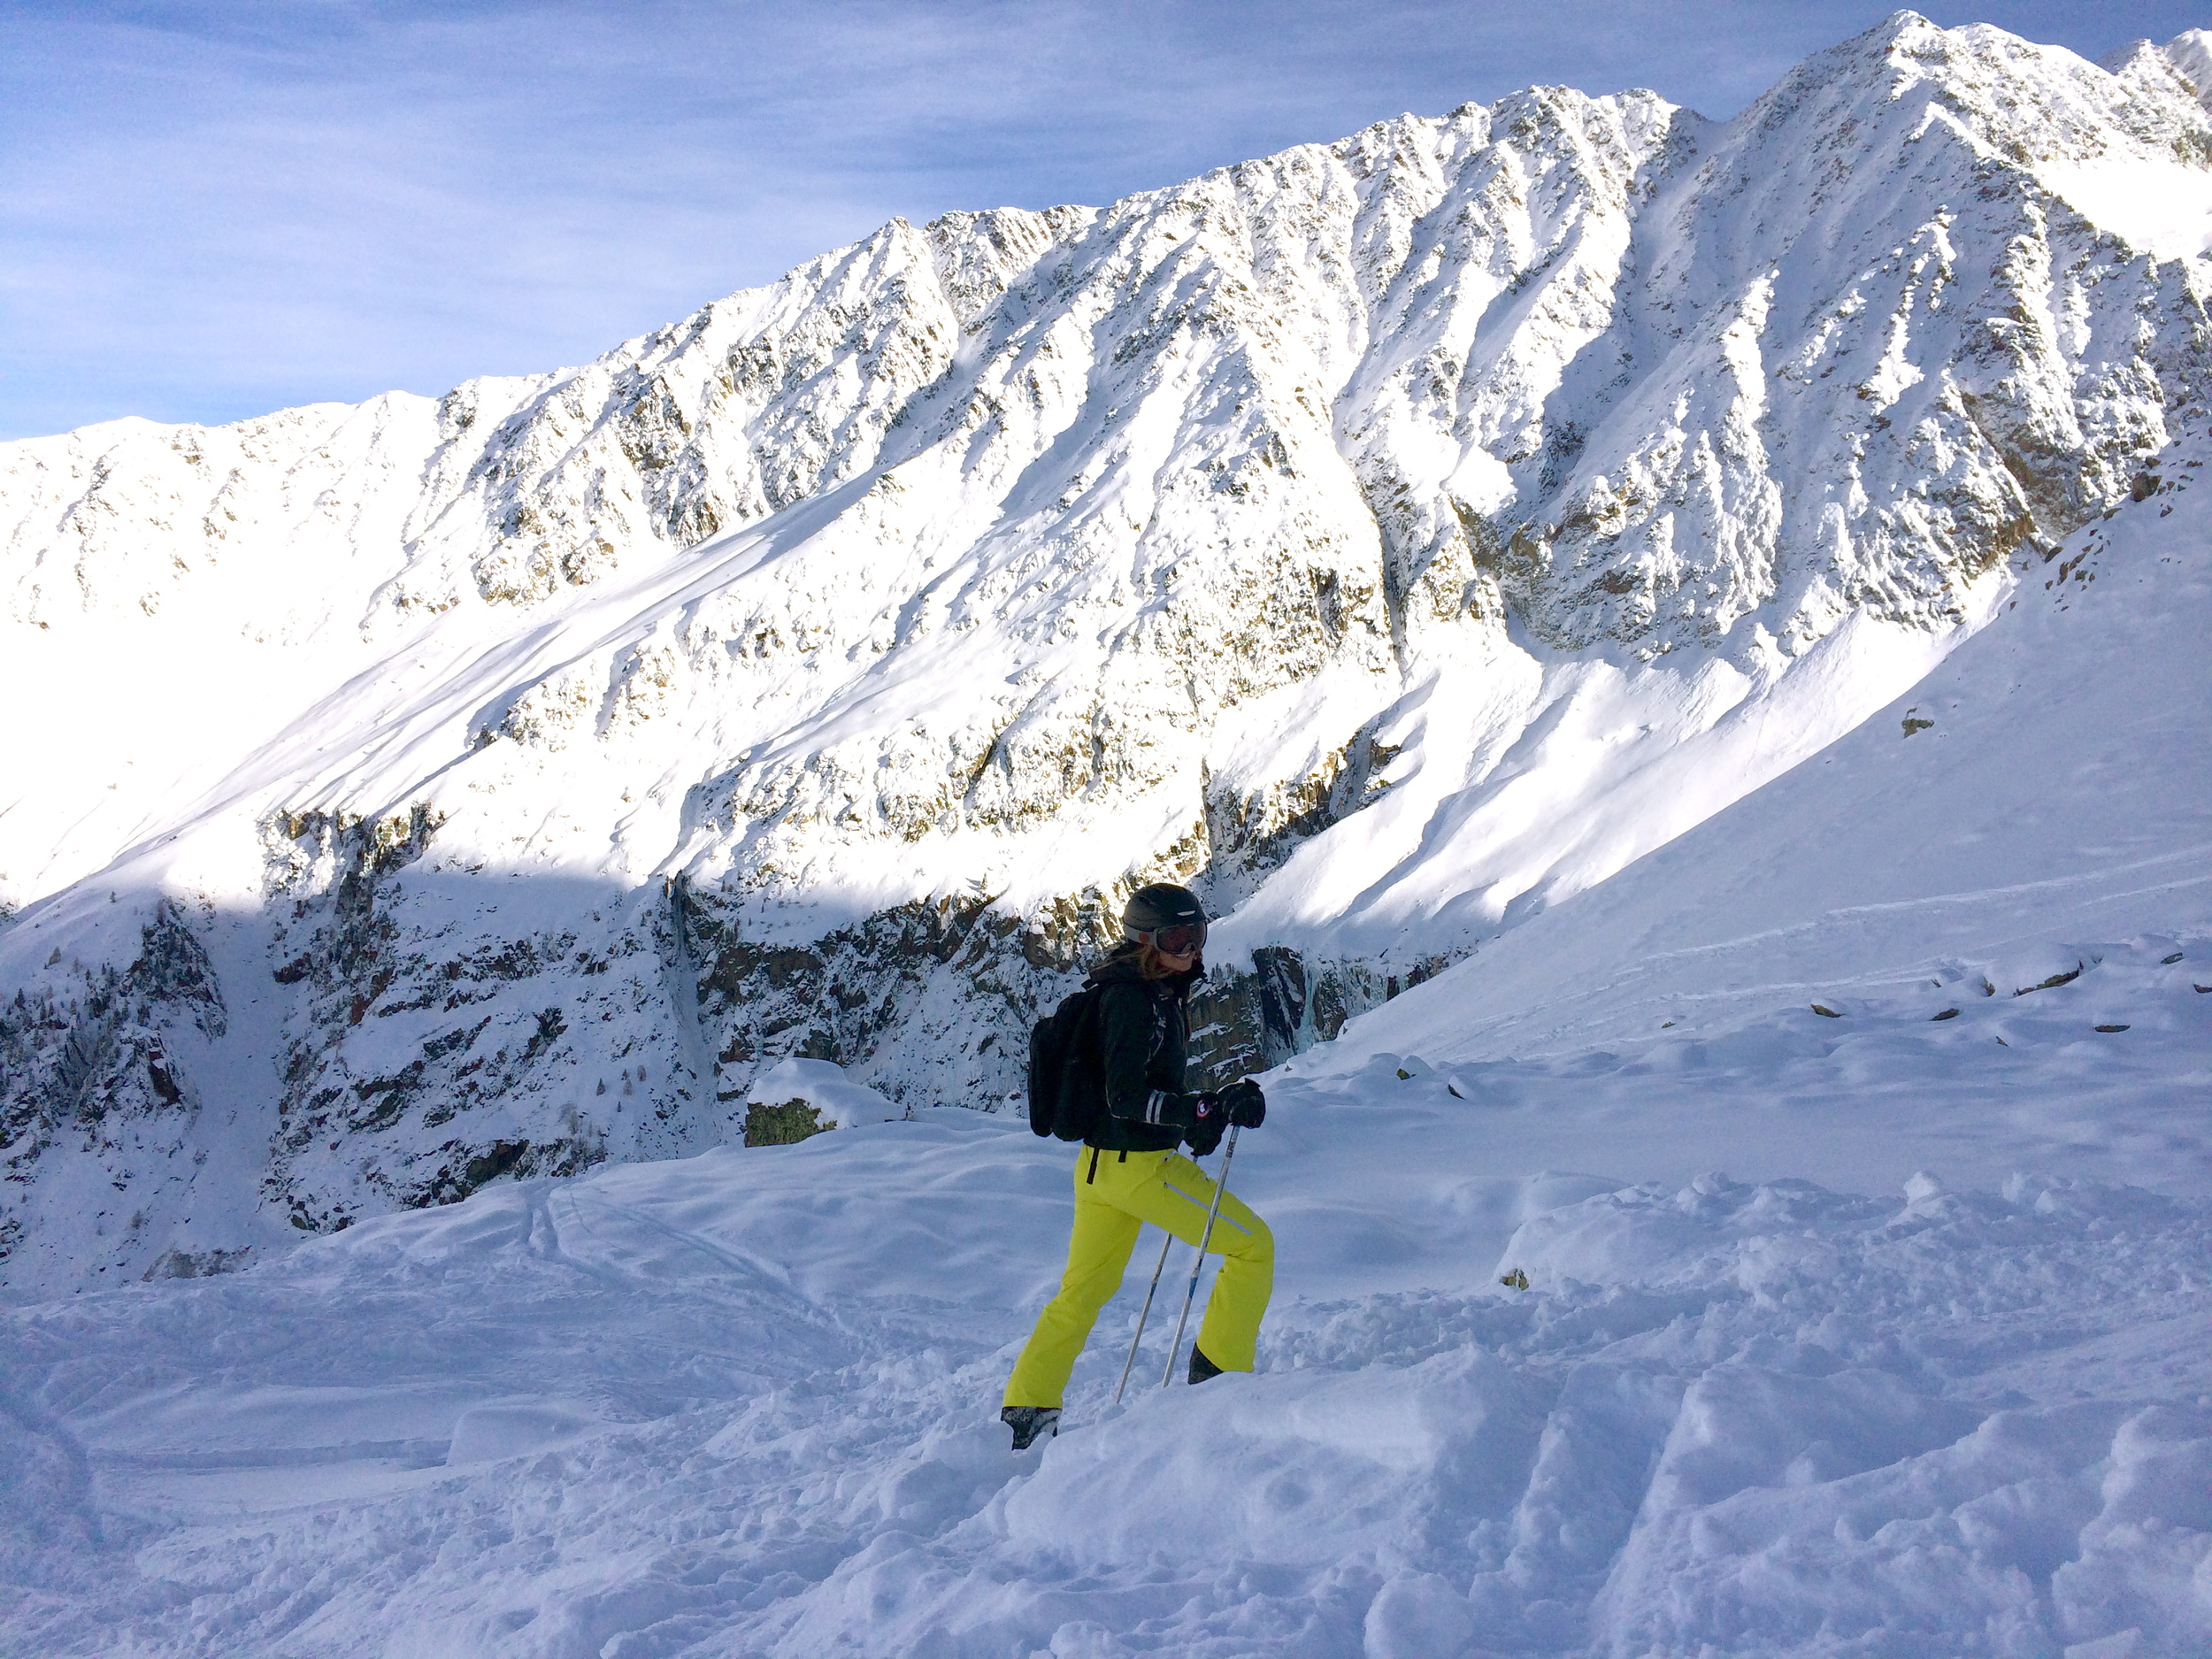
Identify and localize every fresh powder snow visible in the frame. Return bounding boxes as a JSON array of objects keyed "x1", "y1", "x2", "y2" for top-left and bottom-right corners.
[{"x1": 4, "y1": 944, "x2": 2206, "y2": 1653}]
